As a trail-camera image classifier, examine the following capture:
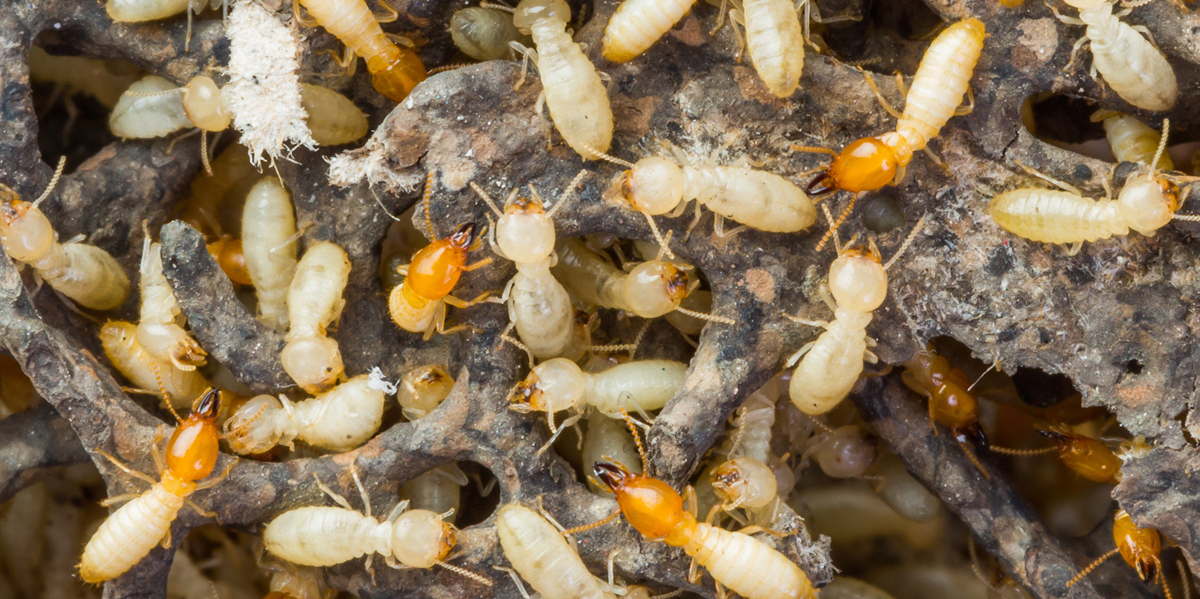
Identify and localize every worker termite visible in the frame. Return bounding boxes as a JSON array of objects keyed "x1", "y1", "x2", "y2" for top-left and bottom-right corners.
[
  {"x1": 102, "y1": 321, "x2": 211, "y2": 410},
  {"x1": 785, "y1": 212, "x2": 926, "y2": 417},
  {"x1": 28, "y1": 46, "x2": 143, "y2": 111},
  {"x1": 501, "y1": 0, "x2": 614, "y2": 160},
  {"x1": 451, "y1": 6, "x2": 527, "y2": 61},
  {"x1": 1092, "y1": 110, "x2": 1173, "y2": 170},
  {"x1": 400, "y1": 465, "x2": 469, "y2": 524},
  {"x1": 261, "y1": 561, "x2": 333, "y2": 599},
  {"x1": 803, "y1": 424, "x2": 877, "y2": 479},
  {"x1": 78, "y1": 389, "x2": 234, "y2": 583},
  {"x1": 579, "y1": 413, "x2": 815, "y2": 599},
  {"x1": 552, "y1": 238, "x2": 734, "y2": 324},
  {"x1": 222, "y1": 374, "x2": 385, "y2": 454},
  {"x1": 298, "y1": 84, "x2": 370, "y2": 146},
  {"x1": 1050, "y1": 0, "x2": 1177, "y2": 111},
  {"x1": 262, "y1": 463, "x2": 491, "y2": 585},
  {"x1": 0, "y1": 162, "x2": 131, "y2": 311},
  {"x1": 242, "y1": 177, "x2": 299, "y2": 332},
  {"x1": 800, "y1": 18, "x2": 984, "y2": 224},
  {"x1": 989, "y1": 121, "x2": 1200, "y2": 253},
  {"x1": 472, "y1": 171, "x2": 586, "y2": 361},
  {"x1": 105, "y1": 0, "x2": 221, "y2": 50},
  {"x1": 388, "y1": 174, "x2": 493, "y2": 339},
  {"x1": 281, "y1": 241, "x2": 351, "y2": 394},
  {"x1": 294, "y1": 0, "x2": 427, "y2": 102},
  {"x1": 989, "y1": 423, "x2": 1123, "y2": 483},
  {"x1": 137, "y1": 228, "x2": 207, "y2": 372},
  {"x1": 1066, "y1": 510, "x2": 1171, "y2": 597},
  {"x1": 600, "y1": 0, "x2": 698, "y2": 64},
  {"x1": 395, "y1": 364, "x2": 456, "y2": 420},
  {"x1": 495, "y1": 502, "x2": 617, "y2": 599},
  {"x1": 178, "y1": 144, "x2": 259, "y2": 239},
  {"x1": 593, "y1": 149, "x2": 816, "y2": 237},
  {"x1": 717, "y1": 0, "x2": 807, "y2": 98}
]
